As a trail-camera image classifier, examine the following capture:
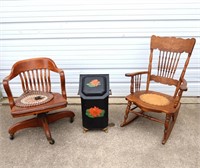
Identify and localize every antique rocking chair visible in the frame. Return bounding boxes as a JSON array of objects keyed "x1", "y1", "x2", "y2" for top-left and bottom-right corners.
[
  {"x1": 3, "y1": 57, "x2": 75, "y2": 144},
  {"x1": 121, "y1": 35, "x2": 196, "y2": 144}
]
